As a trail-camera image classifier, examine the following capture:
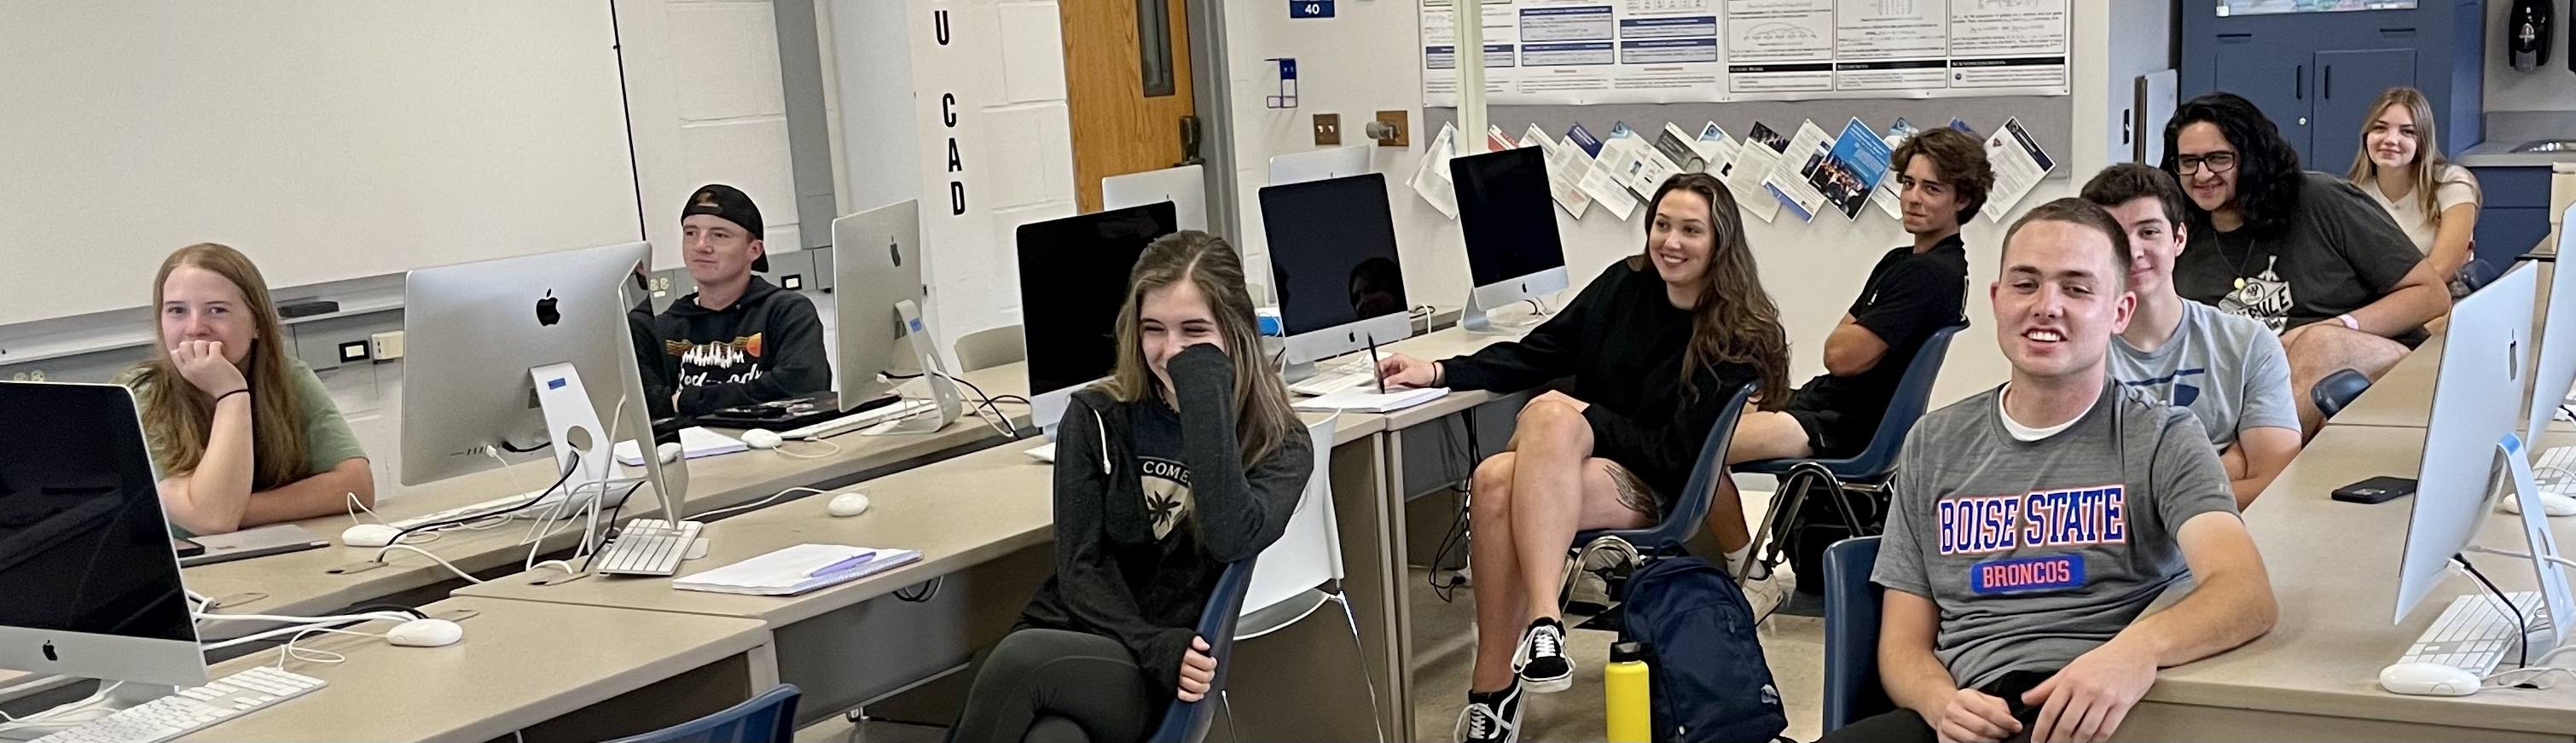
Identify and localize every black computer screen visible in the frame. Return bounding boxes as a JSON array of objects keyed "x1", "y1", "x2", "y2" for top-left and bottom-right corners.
[
  {"x1": 1015, "y1": 201, "x2": 1179, "y2": 396},
  {"x1": 0, "y1": 383, "x2": 194, "y2": 644},
  {"x1": 1450, "y1": 147, "x2": 1566, "y2": 288},
  {"x1": 1261, "y1": 173, "x2": 1407, "y2": 336}
]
